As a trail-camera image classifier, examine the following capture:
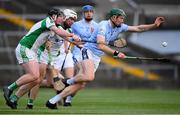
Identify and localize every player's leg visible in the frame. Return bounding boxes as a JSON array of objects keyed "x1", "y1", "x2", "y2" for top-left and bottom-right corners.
[
  {"x1": 65, "y1": 49, "x2": 96, "y2": 85},
  {"x1": 41, "y1": 68, "x2": 53, "y2": 87},
  {"x1": 60, "y1": 49, "x2": 100, "y2": 107},
  {"x1": 5, "y1": 60, "x2": 40, "y2": 109},
  {"x1": 46, "y1": 82, "x2": 85, "y2": 109},
  {"x1": 10, "y1": 77, "x2": 39, "y2": 106},
  {"x1": 4, "y1": 45, "x2": 39, "y2": 90},
  {"x1": 3, "y1": 44, "x2": 41, "y2": 109},
  {"x1": 26, "y1": 63, "x2": 47, "y2": 109},
  {"x1": 17, "y1": 61, "x2": 40, "y2": 85},
  {"x1": 46, "y1": 49, "x2": 94, "y2": 109},
  {"x1": 40, "y1": 48, "x2": 53, "y2": 87},
  {"x1": 4, "y1": 61, "x2": 40, "y2": 92},
  {"x1": 26, "y1": 48, "x2": 50, "y2": 109},
  {"x1": 62, "y1": 52, "x2": 75, "y2": 106},
  {"x1": 46, "y1": 60, "x2": 90, "y2": 109}
]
